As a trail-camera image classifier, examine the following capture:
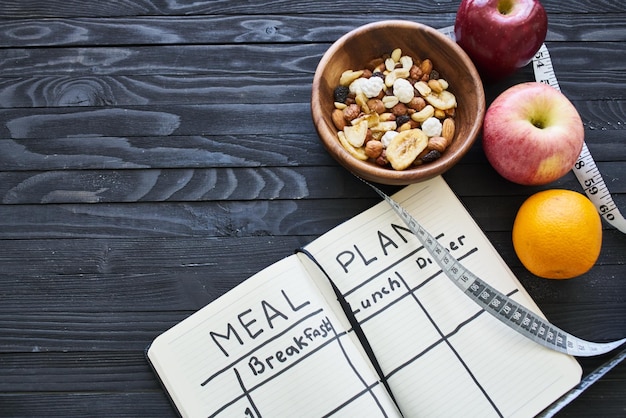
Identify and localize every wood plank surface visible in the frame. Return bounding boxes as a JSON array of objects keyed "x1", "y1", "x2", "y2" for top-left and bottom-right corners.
[{"x1": 0, "y1": 0, "x2": 624, "y2": 417}]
